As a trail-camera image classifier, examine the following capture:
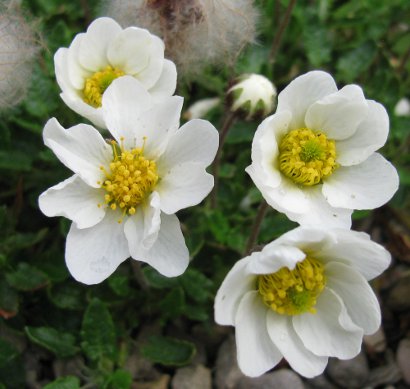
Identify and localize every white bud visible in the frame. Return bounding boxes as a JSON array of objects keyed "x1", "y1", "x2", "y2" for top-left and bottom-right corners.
[
  {"x1": 183, "y1": 97, "x2": 220, "y2": 120},
  {"x1": 394, "y1": 97, "x2": 410, "y2": 117},
  {"x1": 228, "y1": 74, "x2": 277, "y2": 121}
]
